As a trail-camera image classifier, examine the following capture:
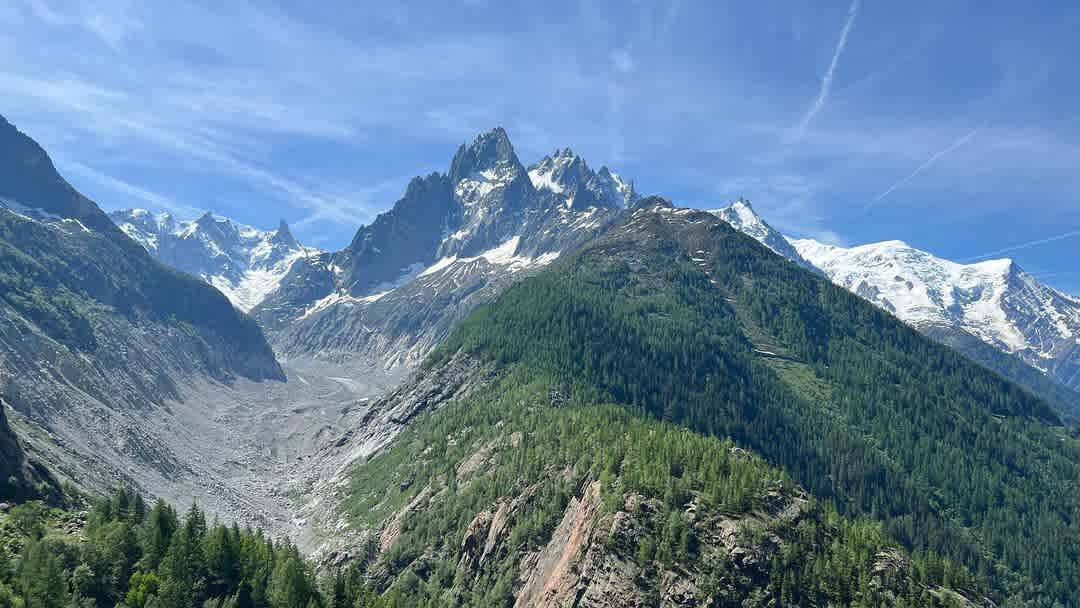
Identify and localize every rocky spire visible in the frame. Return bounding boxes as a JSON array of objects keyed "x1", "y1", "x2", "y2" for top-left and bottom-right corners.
[
  {"x1": 449, "y1": 127, "x2": 523, "y2": 183},
  {"x1": 272, "y1": 219, "x2": 298, "y2": 248}
]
